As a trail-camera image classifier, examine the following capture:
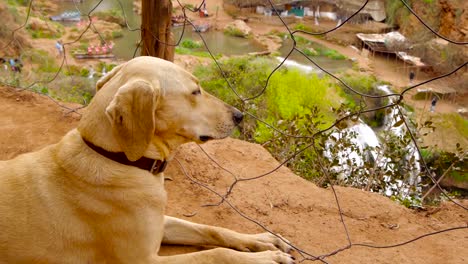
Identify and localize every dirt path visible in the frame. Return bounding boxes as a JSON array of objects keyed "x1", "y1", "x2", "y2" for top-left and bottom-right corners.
[{"x1": 0, "y1": 85, "x2": 467, "y2": 263}]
